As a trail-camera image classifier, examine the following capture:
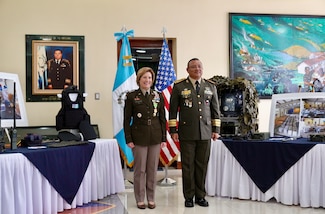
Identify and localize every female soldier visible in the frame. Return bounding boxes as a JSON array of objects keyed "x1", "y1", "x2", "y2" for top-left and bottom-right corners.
[{"x1": 124, "y1": 67, "x2": 166, "y2": 209}]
